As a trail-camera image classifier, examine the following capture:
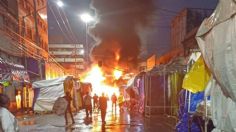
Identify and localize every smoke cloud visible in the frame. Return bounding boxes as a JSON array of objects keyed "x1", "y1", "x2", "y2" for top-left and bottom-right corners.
[{"x1": 90, "y1": 0, "x2": 154, "y2": 72}]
